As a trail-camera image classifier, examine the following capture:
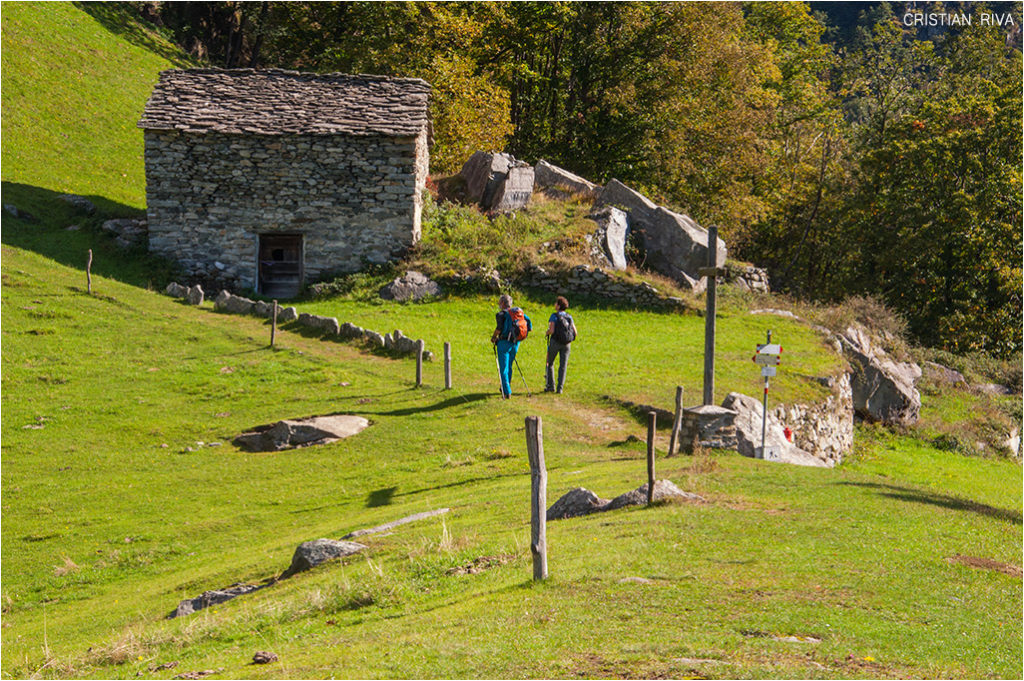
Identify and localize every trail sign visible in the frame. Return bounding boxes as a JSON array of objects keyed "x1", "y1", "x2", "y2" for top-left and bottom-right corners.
[
  {"x1": 753, "y1": 354, "x2": 781, "y2": 366},
  {"x1": 761, "y1": 365, "x2": 777, "y2": 377},
  {"x1": 756, "y1": 343, "x2": 782, "y2": 355}
]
